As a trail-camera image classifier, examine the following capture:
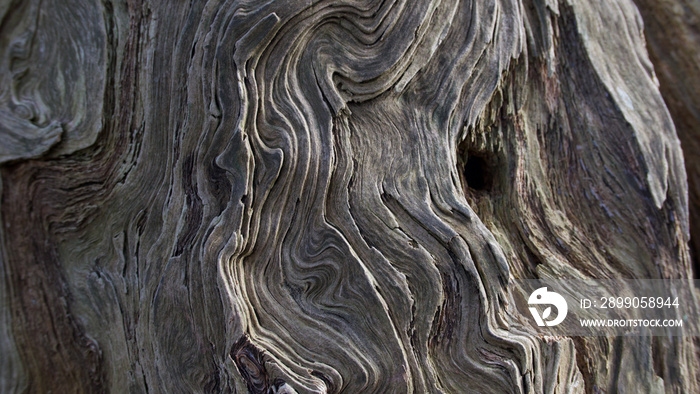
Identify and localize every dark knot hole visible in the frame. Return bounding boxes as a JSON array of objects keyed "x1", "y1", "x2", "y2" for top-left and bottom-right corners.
[{"x1": 463, "y1": 153, "x2": 493, "y2": 192}]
